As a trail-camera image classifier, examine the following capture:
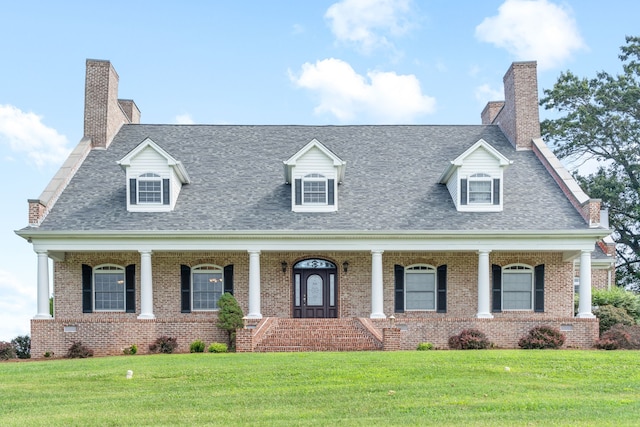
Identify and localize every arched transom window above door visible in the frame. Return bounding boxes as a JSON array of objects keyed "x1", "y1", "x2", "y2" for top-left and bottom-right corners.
[{"x1": 294, "y1": 259, "x2": 336, "y2": 269}]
